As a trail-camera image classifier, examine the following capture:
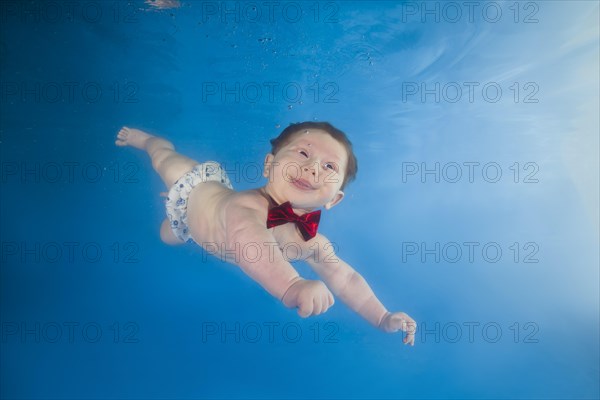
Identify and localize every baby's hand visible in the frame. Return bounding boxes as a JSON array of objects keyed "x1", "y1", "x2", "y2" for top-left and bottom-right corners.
[
  {"x1": 282, "y1": 279, "x2": 334, "y2": 318},
  {"x1": 379, "y1": 312, "x2": 417, "y2": 346}
]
